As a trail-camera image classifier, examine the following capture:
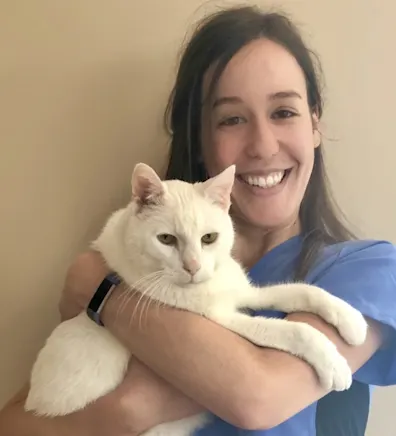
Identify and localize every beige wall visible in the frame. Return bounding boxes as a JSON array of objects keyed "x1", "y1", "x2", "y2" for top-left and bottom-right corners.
[{"x1": 1, "y1": 0, "x2": 395, "y2": 433}]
